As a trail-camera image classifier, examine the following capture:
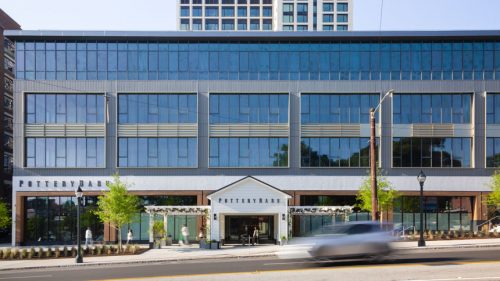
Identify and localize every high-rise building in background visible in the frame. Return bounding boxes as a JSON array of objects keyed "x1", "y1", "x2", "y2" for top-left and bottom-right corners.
[
  {"x1": 177, "y1": 0, "x2": 352, "y2": 31},
  {"x1": 0, "y1": 9, "x2": 20, "y2": 243}
]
